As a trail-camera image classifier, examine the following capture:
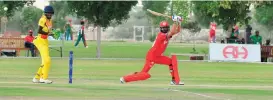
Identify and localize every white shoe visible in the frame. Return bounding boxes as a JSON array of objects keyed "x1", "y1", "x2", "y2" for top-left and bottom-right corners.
[
  {"x1": 85, "y1": 46, "x2": 88, "y2": 48},
  {"x1": 170, "y1": 80, "x2": 184, "y2": 85},
  {"x1": 40, "y1": 78, "x2": 53, "y2": 84},
  {"x1": 32, "y1": 78, "x2": 40, "y2": 83},
  {"x1": 120, "y1": 77, "x2": 125, "y2": 84}
]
